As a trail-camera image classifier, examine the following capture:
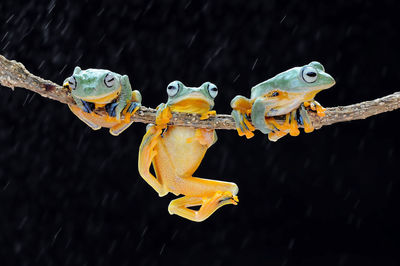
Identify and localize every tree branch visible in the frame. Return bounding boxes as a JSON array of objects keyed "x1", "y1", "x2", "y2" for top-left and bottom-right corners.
[{"x1": 1, "y1": 54, "x2": 399, "y2": 130}]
